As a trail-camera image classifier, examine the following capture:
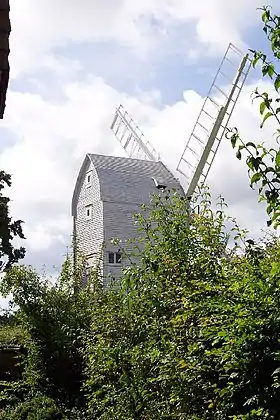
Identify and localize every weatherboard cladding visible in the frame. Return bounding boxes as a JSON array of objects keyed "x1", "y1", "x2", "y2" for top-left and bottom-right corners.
[
  {"x1": 103, "y1": 200, "x2": 140, "y2": 286},
  {"x1": 75, "y1": 159, "x2": 103, "y2": 268},
  {"x1": 74, "y1": 154, "x2": 183, "y2": 285}
]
